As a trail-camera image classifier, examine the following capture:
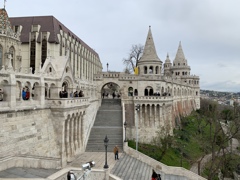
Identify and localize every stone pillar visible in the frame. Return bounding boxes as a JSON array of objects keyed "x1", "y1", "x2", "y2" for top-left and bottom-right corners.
[
  {"x1": 159, "y1": 105, "x2": 163, "y2": 127},
  {"x1": 139, "y1": 105, "x2": 142, "y2": 127},
  {"x1": 154, "y1": 104, "x2": 157, "y2": 127},
  {"x1": 70, "y1": 117, "x2": 74, "y2": 158},
  {"x1": 149, "y1": 105, "x2": 153, "y2": 127},
  {"x1": 74, "y1": 116, "x2": 78, "y2": 152},
  {"x1": 144, "y1": 105, "x2": 148, "y2": 127},
  {"x1": 4, "y1": 74, "x2": 16, "y2": 108},
  {"x1": 66, "y1": 119, "x2": 70, "y2": 162}
]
